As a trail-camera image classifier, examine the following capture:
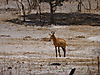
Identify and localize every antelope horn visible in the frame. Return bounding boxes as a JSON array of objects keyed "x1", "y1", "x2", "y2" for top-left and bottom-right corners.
[{"x1": 51, "y1": 31, "x2": 55, "y2": 34}]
